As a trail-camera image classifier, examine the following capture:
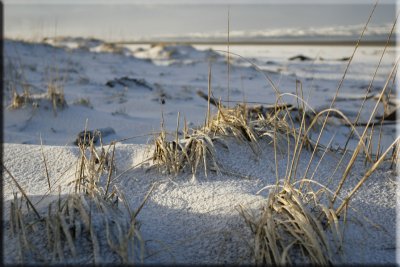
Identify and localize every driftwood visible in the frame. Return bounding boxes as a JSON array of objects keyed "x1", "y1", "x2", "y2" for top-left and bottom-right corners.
[
  {"x1": 344, "y1": 120, "x2": 397, "y2": 127},
  {"x1": 375, "y1": 108, "x2": 397, "y2": 121},
  {"x1": 196, "y1": 90, "x2": 308, "y2": 115},
  {"x1": 197, "y1": 91, "x2": 304, "y2": 119},
  {"x1": 196, "y1": 90, "x2": 222, "y2": 108},
  {"x1": 289, "y1": 55, "x2": 312, "y2": 61},
  {"x1": 106, "y1": 77, "x2": 153, "y2": 91},
  {"x1": 197, "y1": 90, "x2": 397, "y2": 128},
  {"x1": 196, "y1": 90, "x2": 293, "y2": 115}
]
